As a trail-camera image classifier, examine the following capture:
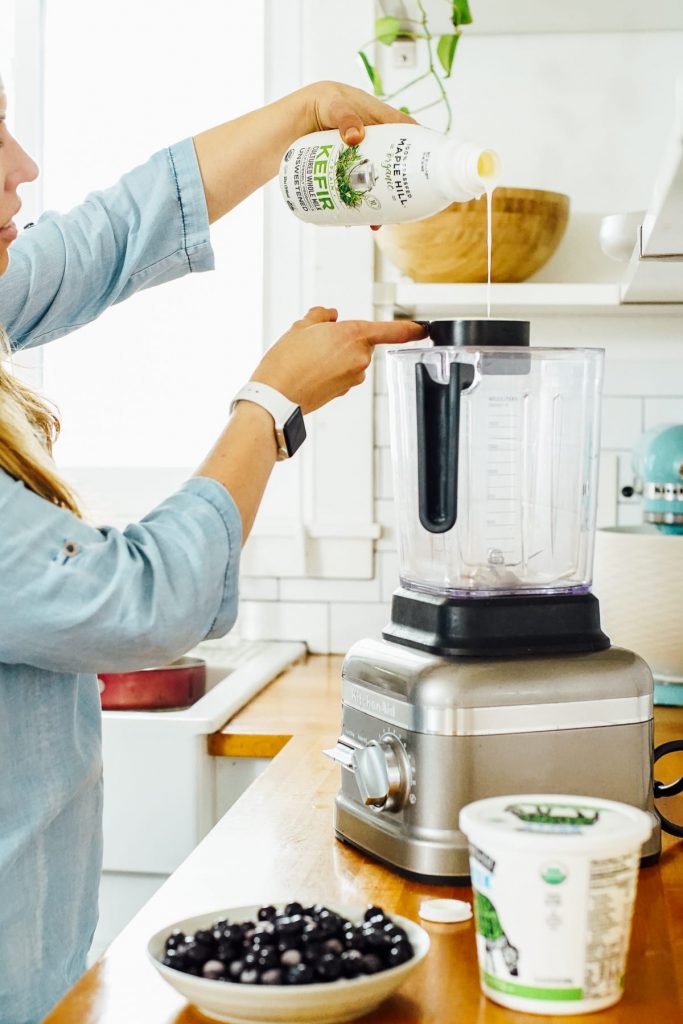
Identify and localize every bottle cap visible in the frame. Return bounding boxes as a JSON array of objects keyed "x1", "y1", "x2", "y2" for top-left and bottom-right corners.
[{"x1": 418, "y1": 898, "x2": 473, "y2": 923}]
